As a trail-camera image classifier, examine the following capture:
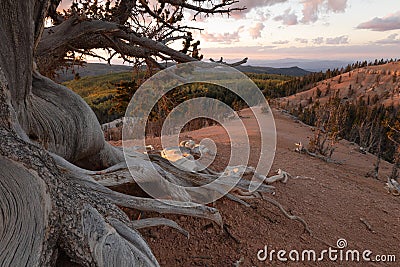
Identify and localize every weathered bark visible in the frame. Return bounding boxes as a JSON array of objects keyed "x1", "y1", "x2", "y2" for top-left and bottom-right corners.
[
  {"x1": 29, "y1": 71, "x2": 123, "y2": 169},
  {"x1": 0, "y1": 0, "x2": 34, "y2": 111},
  {"x1": 1, "y1": 1, "x2": 161, "y2": 265},
  {"x1": 0, "y1": 155, "x2": 53, "y2": 266}
]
